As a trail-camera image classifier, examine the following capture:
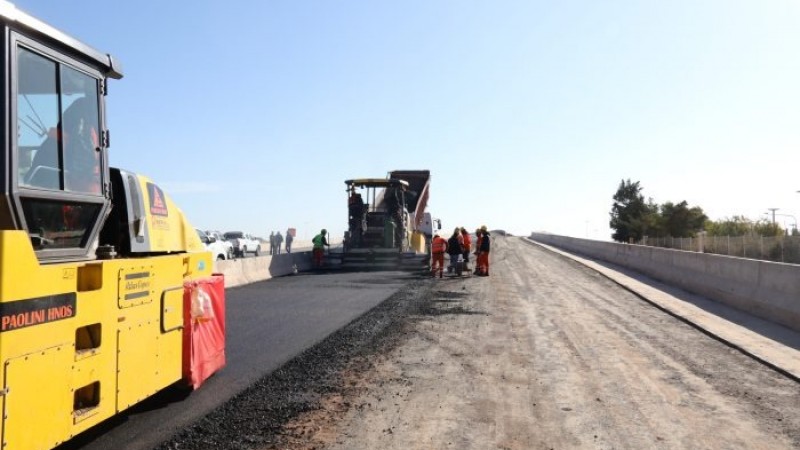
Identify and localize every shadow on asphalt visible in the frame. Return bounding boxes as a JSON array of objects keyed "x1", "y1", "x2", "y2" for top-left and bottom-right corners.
[
  {"x1": 433, "y1": 290, "x2": 470, "y2": 299},
  {"x1": 419, "y1": 290, "x2": 487, "y2": 317},
  {"x1": 419, "y1": 305, "x2": 488, "y2": 316},
  {"x1": 301, "y1": 267, "x2": 431, "y2": 278},
  {"x1": 55, "y1": 383, "x2": 193, "y2": 450}
]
